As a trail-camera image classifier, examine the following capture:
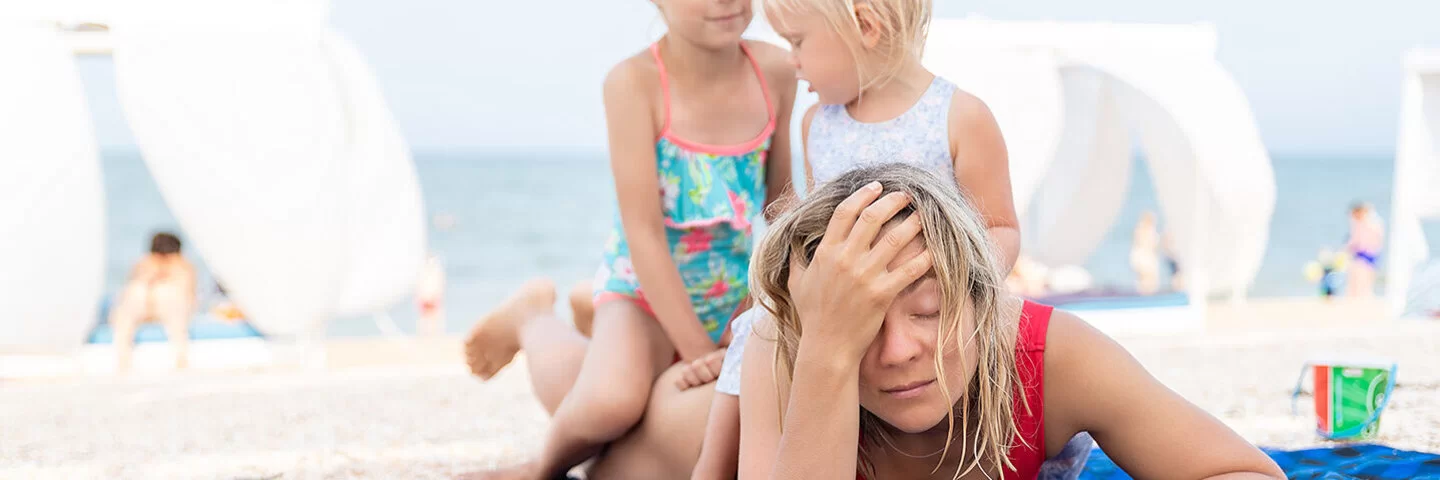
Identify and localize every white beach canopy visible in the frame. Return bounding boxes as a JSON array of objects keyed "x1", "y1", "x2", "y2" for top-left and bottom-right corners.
[
  {"x1": 0, "y1": 18, "x2": 107, "y2": 350},
  {"x1": 109, "y1": 0, "x2": 426, "y2": 337},
  {"x1": 0, "y1": 0, "x2": 429, "y2": 353},
  {"x1": 1386, "y1": 48, "x2": 1440, "y2": 317},
  {"x1": 110, "y1": 1, "x2": 347, "y2": 338},
  {"x1": 319, "y1": 30, "x2": 428, "y2": 318},
  {"x1": 923, "y1": 19, "x2": 1276, "y2": 301}
]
